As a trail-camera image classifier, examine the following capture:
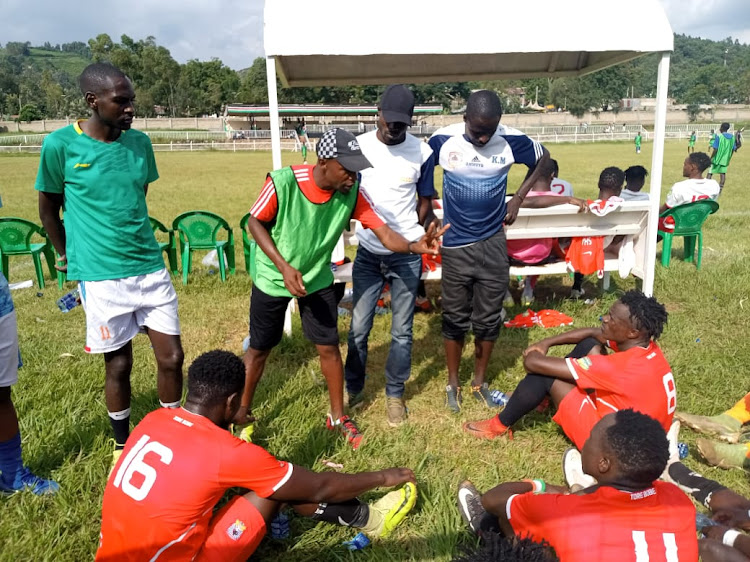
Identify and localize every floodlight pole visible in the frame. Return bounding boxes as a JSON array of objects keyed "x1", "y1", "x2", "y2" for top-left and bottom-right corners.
[
  {"x1": 266, "y1": 56, "x2": 282, "y2": 171},
  {"x1": 643, "y1": 52, "x2": 670, "y2": 297}
]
